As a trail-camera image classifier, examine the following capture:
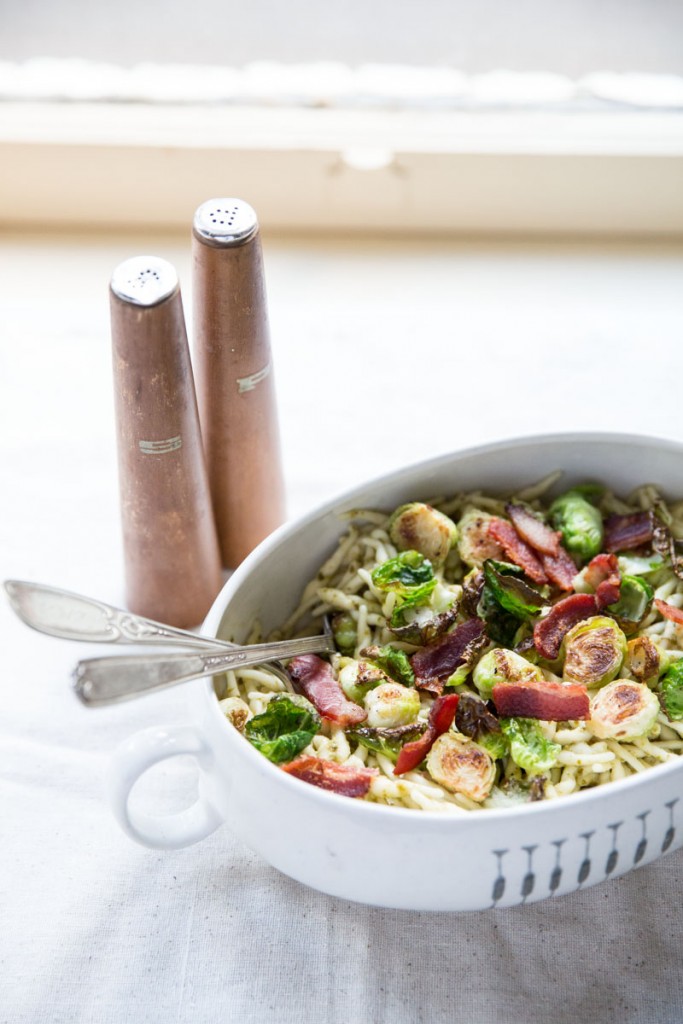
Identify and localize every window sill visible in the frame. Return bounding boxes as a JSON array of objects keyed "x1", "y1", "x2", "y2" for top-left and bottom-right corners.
[{"x1": 1, "y1": 101, "x2": 682, "y2": 237}]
